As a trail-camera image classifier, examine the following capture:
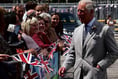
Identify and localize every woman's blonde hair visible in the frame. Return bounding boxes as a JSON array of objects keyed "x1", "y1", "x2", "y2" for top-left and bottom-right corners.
[{"x1": 21, "y1": 17, "x2": 39, "y2": 35}]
